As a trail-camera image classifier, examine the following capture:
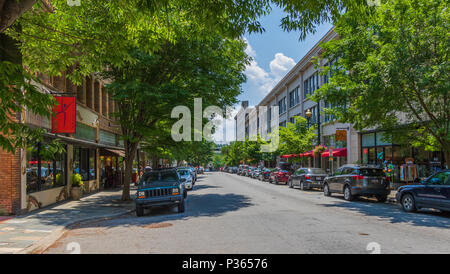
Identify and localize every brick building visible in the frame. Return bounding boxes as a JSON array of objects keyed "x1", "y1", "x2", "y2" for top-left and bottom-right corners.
[{"x1": 0, "y1": 70, "x2": 130, "y2": 215}]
